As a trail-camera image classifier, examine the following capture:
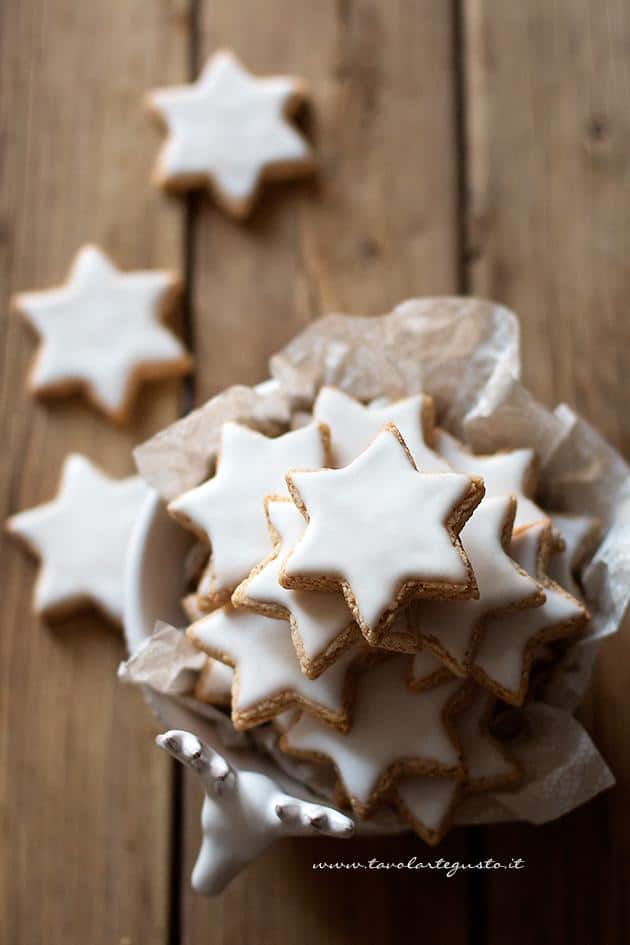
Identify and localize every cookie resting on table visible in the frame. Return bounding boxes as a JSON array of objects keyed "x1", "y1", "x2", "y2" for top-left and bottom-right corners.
[
  {"x1": 187, "y1": 604, "x2": 361, "y2": 731},
  {"x1": 6, "y1": 453, "x2": 150, "y2": 624},
  {"x1": 280, "y1": 424, "x2": 484, "y2": 644},
  {"x1": 13, "y1": 244, "x2": 190, "y2": 424},
  {"x1": 313, "y1": 386, "x2": 448, "y2": 470},
  {"x1": 168, "y1": 421, "x2": 330, "y2": 605},
  {"x1": 232, "y1": 495, "x2": 359, "y2": 679},
  {"x1": 147, "y1": 49, "x2": 314, "y2": 219}
]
